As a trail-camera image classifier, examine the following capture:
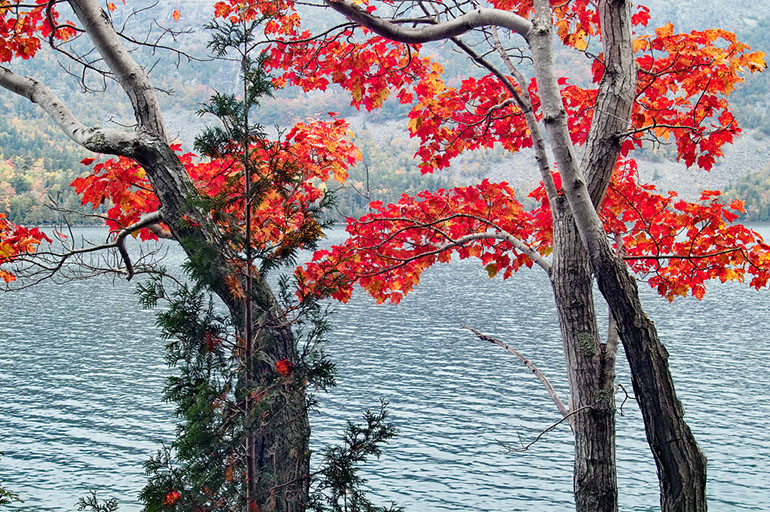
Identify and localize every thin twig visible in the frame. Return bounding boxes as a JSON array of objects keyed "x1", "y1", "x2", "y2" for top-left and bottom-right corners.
[{"x1": 498, "y1": 405, "x2": 592, "y2": 453}]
